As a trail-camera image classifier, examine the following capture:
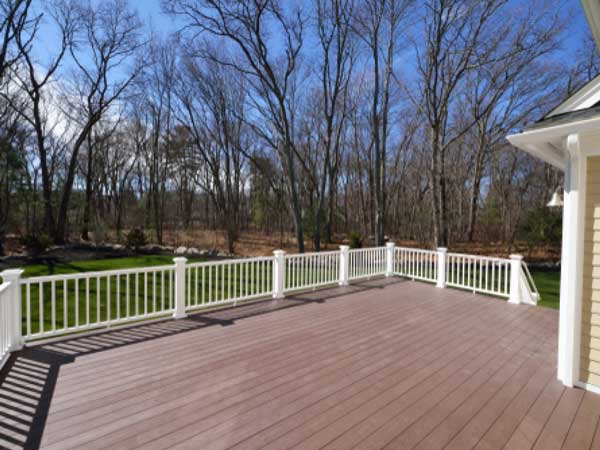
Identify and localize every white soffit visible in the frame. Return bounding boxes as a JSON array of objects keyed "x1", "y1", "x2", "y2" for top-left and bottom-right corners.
[{"x1": 506, "y1": 114, "x2": 600, "y2": 169}]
